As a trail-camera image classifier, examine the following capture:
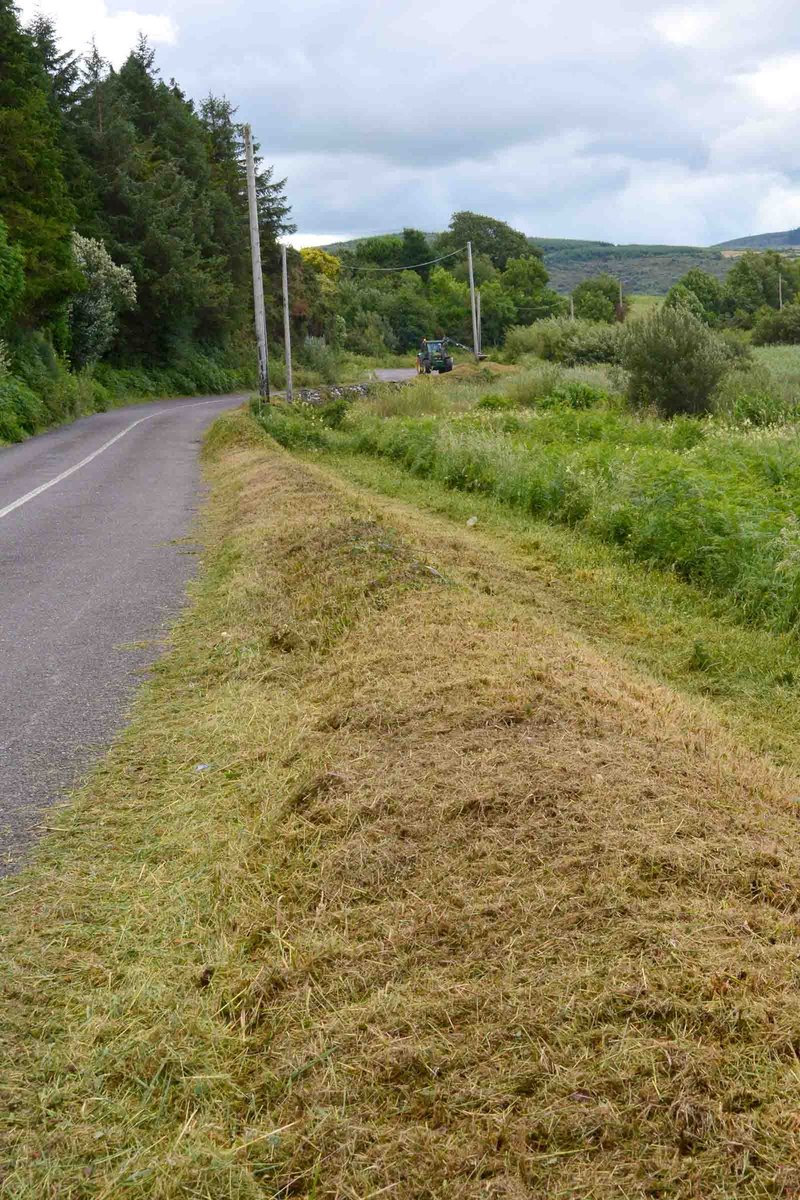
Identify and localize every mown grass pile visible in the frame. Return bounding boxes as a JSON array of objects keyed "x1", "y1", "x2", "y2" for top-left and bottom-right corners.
[
  {"x1": 261, "y1": 350, "x2": 800, "y2": 634},
  {"x1": 6, "y1": 413, "x2": 800, "y2": 1196}
]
